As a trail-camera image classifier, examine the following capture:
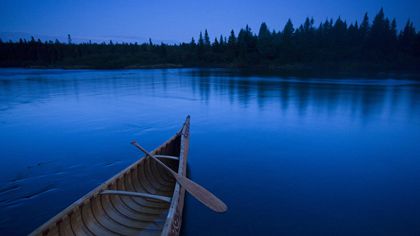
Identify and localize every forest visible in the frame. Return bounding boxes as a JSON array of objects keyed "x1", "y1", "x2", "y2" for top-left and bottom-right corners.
[{"x1": 0, "y1": 9, "x2": 419, "y2": 72}]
